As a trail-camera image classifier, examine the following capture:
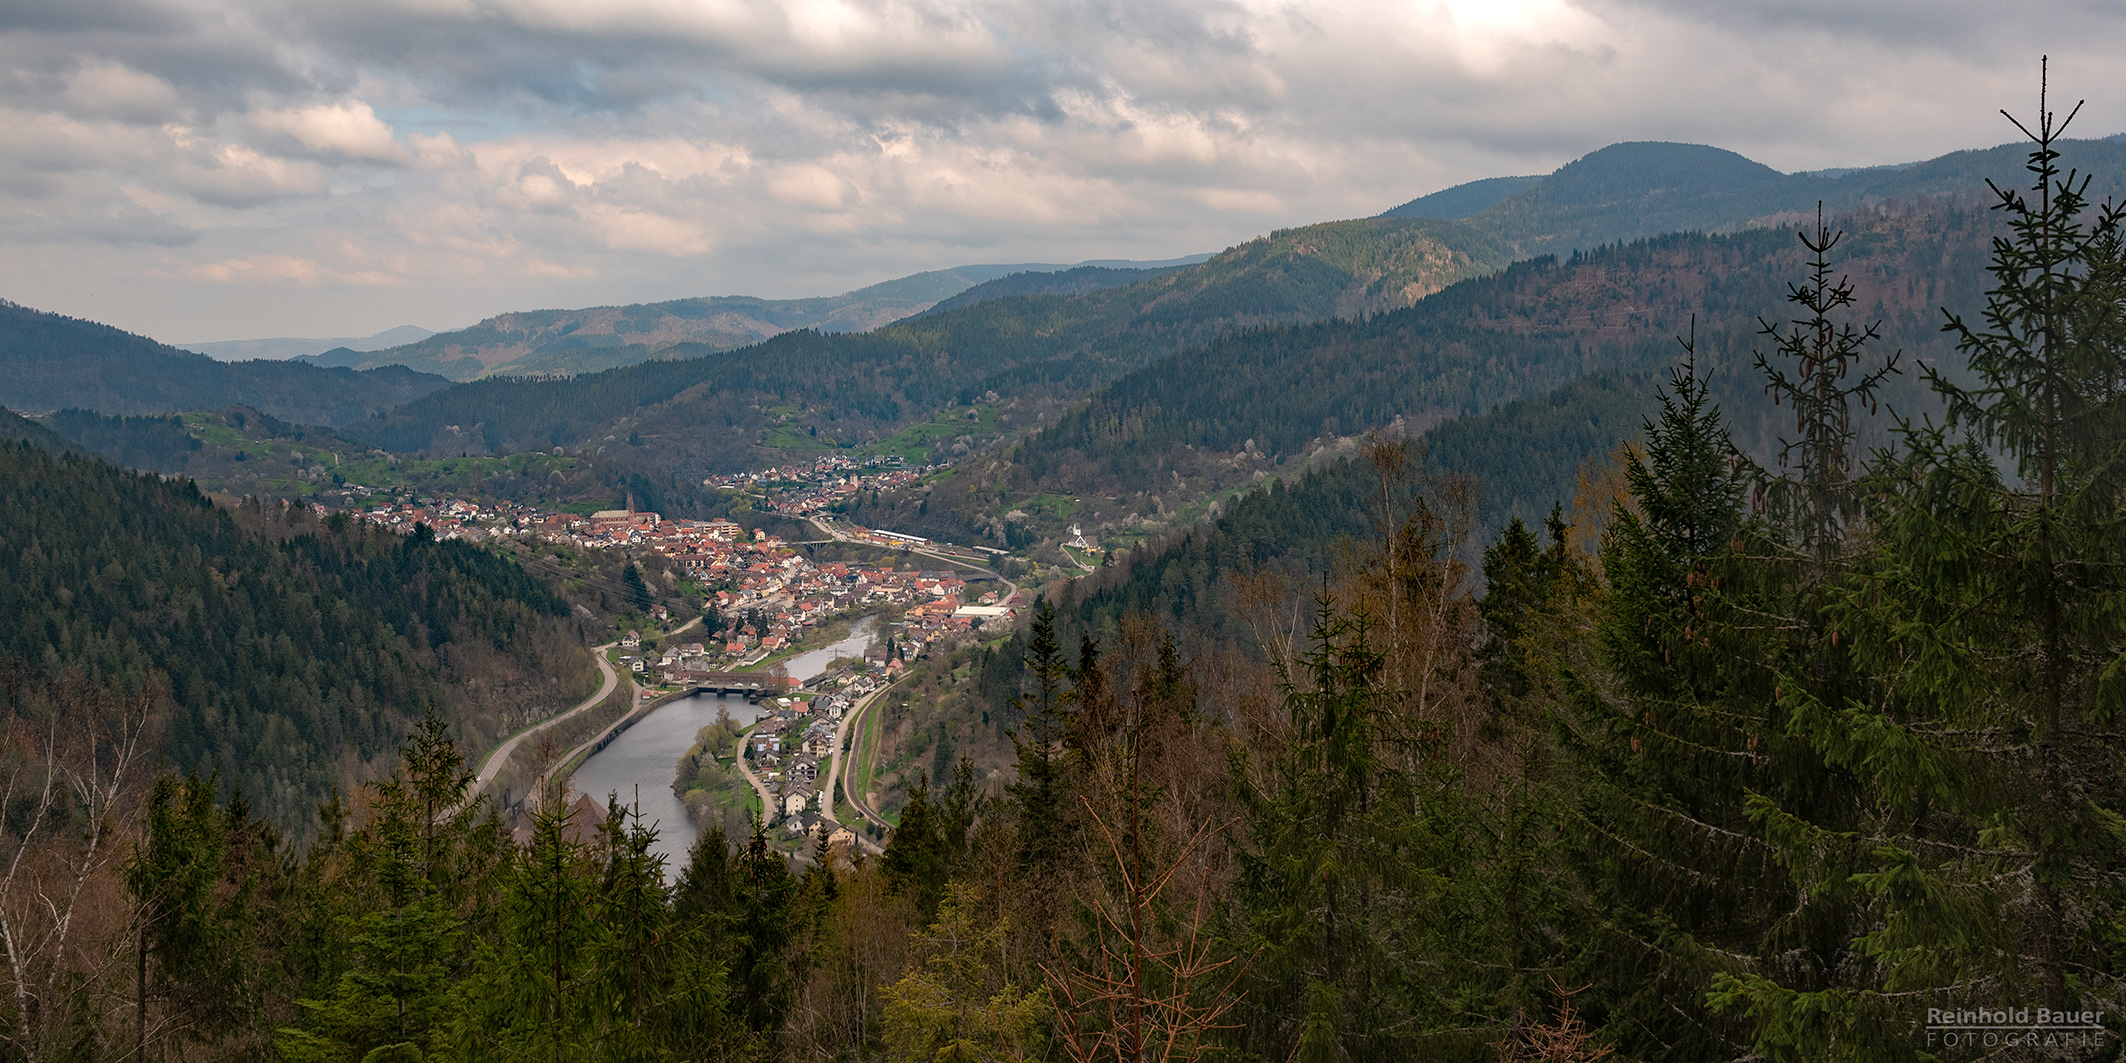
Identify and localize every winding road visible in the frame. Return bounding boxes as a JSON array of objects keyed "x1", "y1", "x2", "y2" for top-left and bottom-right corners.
[
  {"x1": 731, "y1": 724, "x2": 778, "y2": 822},
  {"x1": 831, "y1": 681, "x2": 898, "y2": 838},
  {"x1": 457, "y1": 642, "x2": 616, "y2": 813},
  {"x1": 460, "y1": 616, "x2": 698, "y2": 812},
  {"x1": 732, "y1": 706, "x2": 887, "y2": 855},
  {"x1": 803, "y1": 515, "x2": 1030, "y2": 850}
]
